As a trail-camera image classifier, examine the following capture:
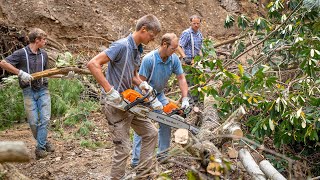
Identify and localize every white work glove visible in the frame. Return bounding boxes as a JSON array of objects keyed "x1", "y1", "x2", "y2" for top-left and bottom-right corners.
[
  {"x1": 181, "y1": 97, "x2": 190, "y2": 109},
  {"x1": 18, "y1": 70, "x2": 33, "y2": 83},
  {"x1": 139, "y1": 81, "x2": 153, "y2": 95},
  {"x1": 64, "y1": 71, "x2": 75, "y2": 79},
  {"x1": 151, "y1": 97, "x2": 163, "y2": 110},
  {"x1": 105, "y1": 87, "x2": 122, "y2": 104}
]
